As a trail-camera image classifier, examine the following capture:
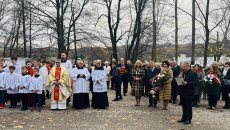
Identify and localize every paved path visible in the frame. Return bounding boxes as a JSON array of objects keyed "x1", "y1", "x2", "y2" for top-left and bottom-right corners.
[{"x1": 1, "y1": 89, "x2": 230, "y2": 130}]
